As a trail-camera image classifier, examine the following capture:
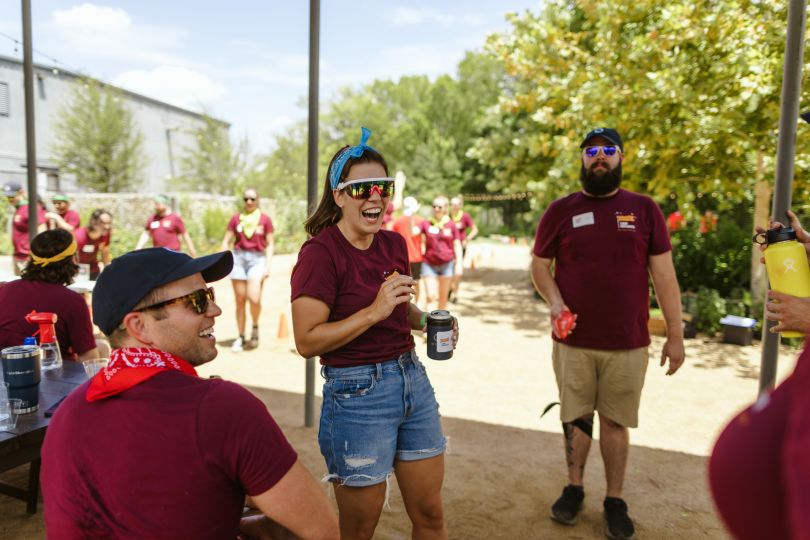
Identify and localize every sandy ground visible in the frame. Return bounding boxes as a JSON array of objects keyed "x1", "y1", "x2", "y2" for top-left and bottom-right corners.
[{"x1": 0, "y1": 243, "x2": 799, "y2": 539}]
